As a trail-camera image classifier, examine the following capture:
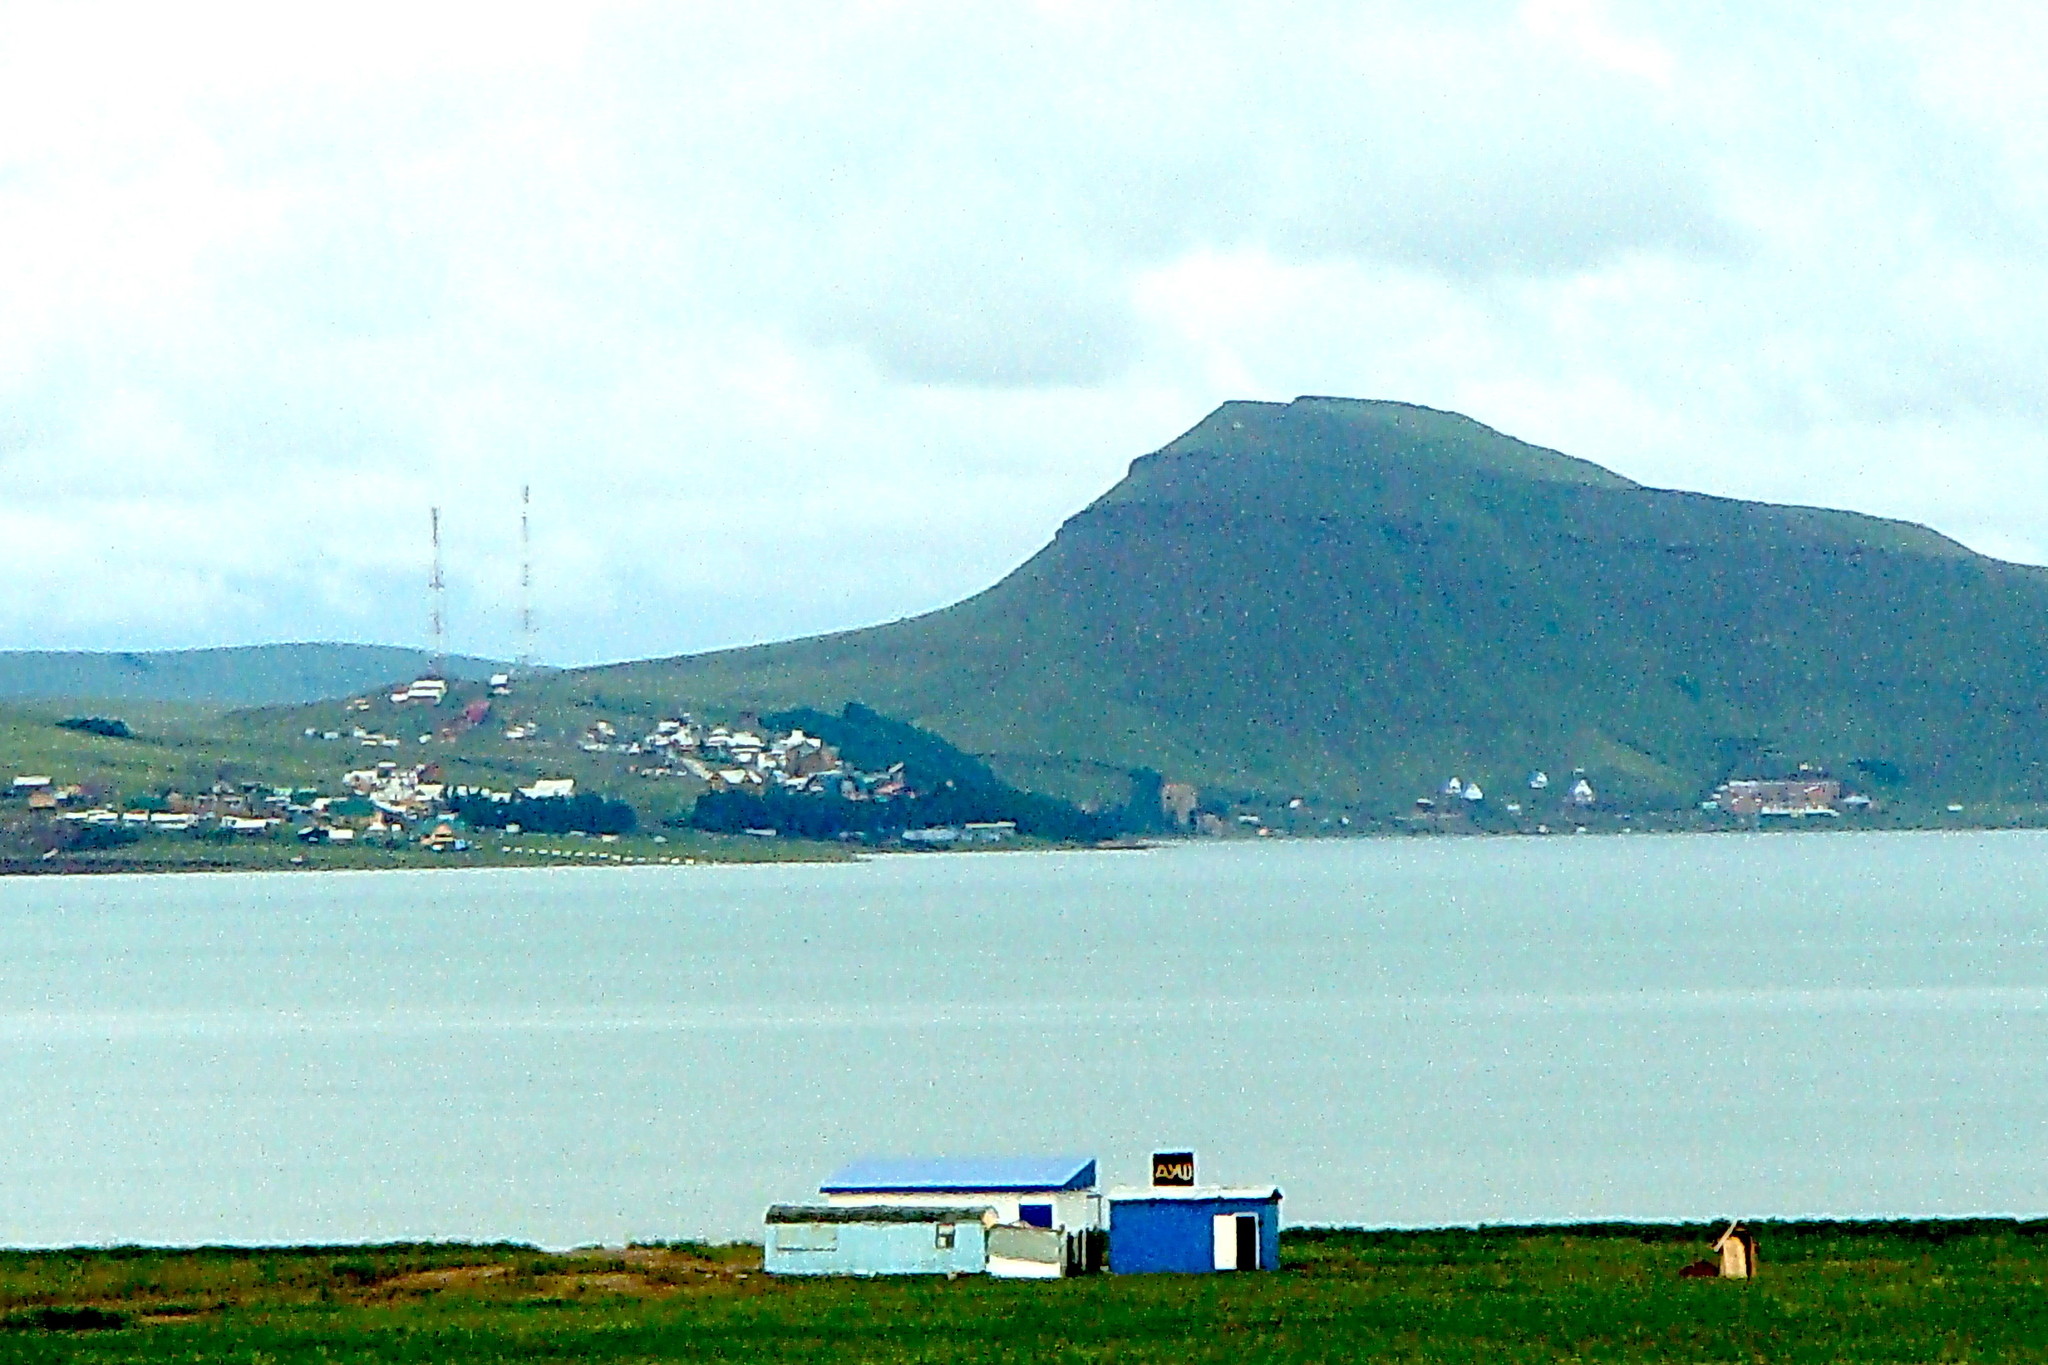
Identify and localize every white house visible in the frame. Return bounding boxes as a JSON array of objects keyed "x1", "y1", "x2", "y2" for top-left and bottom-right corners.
[
  {"x1": 819, "y1": 1156, "x2": 1101, "y2": 1234},
  {"x1": 518, "y1": 778, "x2": 576, "y2": 800}
]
